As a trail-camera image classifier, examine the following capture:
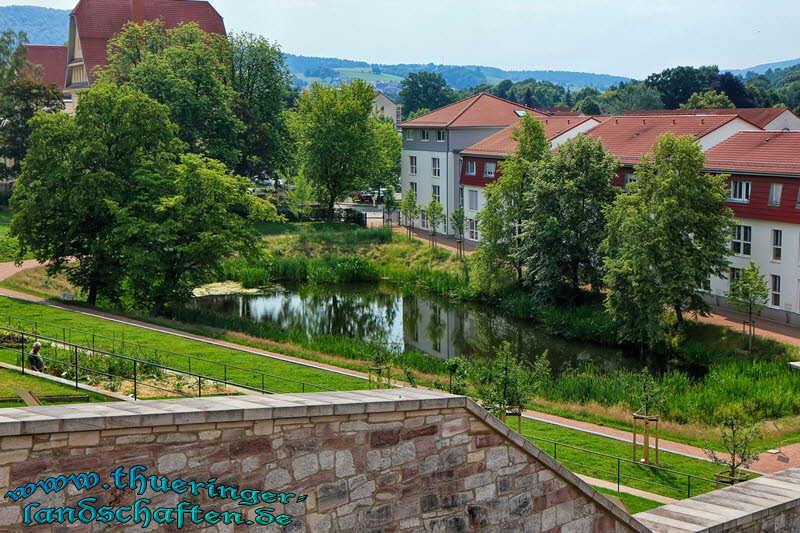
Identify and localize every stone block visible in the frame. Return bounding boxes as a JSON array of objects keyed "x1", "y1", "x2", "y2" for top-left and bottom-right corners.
[
  {"x1": 292, "y1": 453, "x2": 320, "y2": 480},
  {"x1": 335, "y1": 451, "x2": 355, "y2": 477}
]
